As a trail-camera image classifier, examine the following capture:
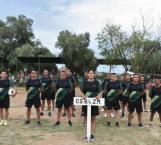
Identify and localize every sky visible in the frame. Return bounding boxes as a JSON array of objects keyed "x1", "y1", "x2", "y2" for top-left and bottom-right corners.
[{"x1": 0, "y1": 0, "x2": 161, "y2": 73}]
